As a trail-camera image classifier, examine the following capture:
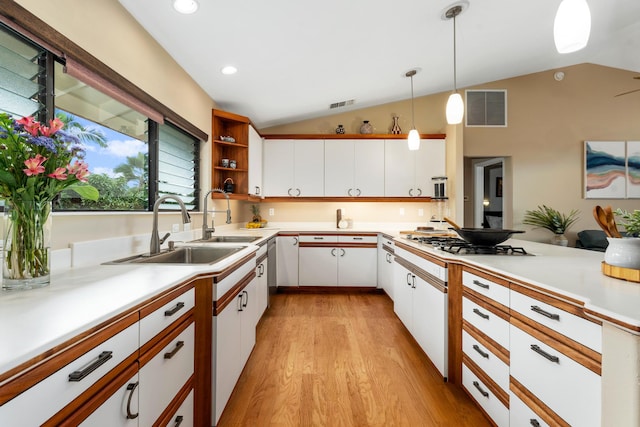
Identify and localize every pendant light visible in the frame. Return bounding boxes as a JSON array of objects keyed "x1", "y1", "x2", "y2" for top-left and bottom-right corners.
[
  {"x1": 445, "y1": 5, "x2": 464, "y2": 125},
  {"x1": 406, "y1": 69, "x2": 420, "y2": 151},
  {"x1": 554, "y1": 0, "x2": 591, "y2": 53}
]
